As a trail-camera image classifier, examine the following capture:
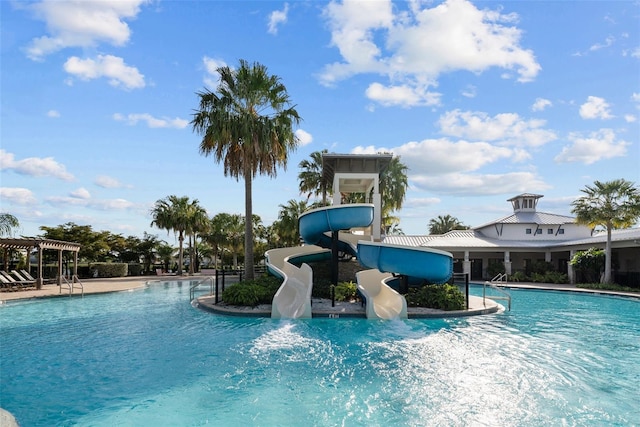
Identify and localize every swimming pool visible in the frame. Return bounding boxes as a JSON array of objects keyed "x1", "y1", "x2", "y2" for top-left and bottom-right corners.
[{"x1": 1, "y1": 281, "x2": 638, "y2": 426}]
